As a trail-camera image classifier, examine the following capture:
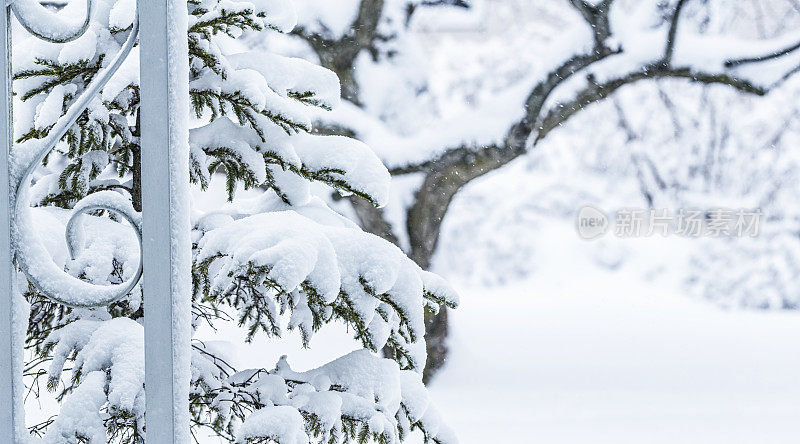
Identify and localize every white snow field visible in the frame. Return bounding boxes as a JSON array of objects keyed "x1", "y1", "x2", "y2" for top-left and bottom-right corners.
[{"x1": 430, "y1": 222, "x2": 800, "y2": 444}]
